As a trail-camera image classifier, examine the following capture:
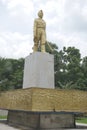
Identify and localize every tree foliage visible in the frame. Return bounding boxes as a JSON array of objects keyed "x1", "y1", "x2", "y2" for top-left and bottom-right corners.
[
  {"x1": 46, "y1": 41, "x2": 87, "y2": 90},
  {"x1": 0, "y1": 58, "x2": 24, "y2": 91}
]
